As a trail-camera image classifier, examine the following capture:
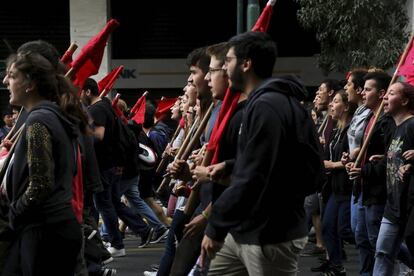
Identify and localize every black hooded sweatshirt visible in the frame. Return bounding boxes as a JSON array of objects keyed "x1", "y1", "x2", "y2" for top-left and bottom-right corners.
[
  {"x1": 205, "y1": 76, "x2": 322, "y2": 244},
  {"x1": 6, "y1": 101, "x2": 78, "y2": 230}
]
